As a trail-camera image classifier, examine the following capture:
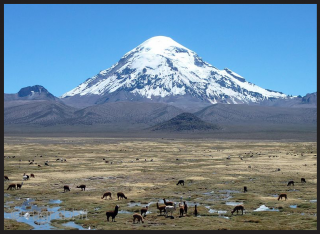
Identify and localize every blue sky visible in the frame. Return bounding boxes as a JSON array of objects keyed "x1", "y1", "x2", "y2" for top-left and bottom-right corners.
[{"x1": 4, "y1": 4, "x2": 317, "y2": 97}]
